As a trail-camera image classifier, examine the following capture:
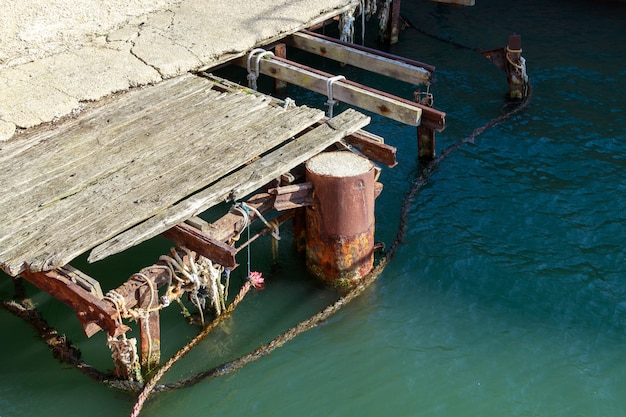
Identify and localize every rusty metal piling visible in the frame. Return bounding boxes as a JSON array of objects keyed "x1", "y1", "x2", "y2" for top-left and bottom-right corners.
[{"x1": 305, "y1": 151, "x2": 376, "y2": 288}]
